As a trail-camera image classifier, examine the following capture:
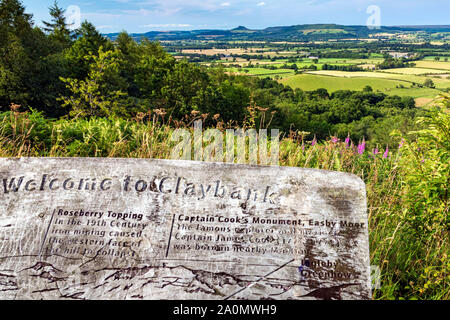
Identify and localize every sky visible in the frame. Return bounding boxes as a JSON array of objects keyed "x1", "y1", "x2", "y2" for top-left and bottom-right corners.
[{"x1": 22, "y1": 0, "x2": 450, "y2": 34}]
